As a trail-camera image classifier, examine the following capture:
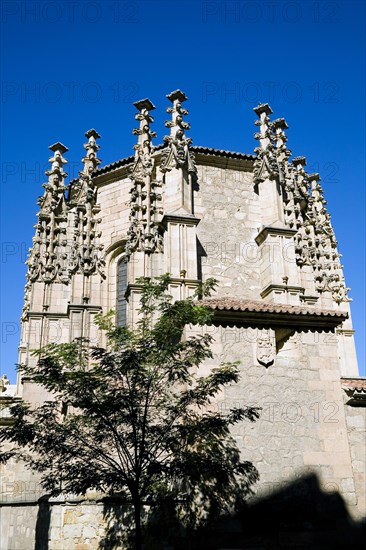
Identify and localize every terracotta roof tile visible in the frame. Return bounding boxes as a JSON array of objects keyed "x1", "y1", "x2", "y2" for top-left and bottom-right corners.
[
  {"x1": 199, "y1": 297, "x2": 348, "y2": 318},
  {"x1": 341, "y1": 378, "x2": 366, "y2": 390}
]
